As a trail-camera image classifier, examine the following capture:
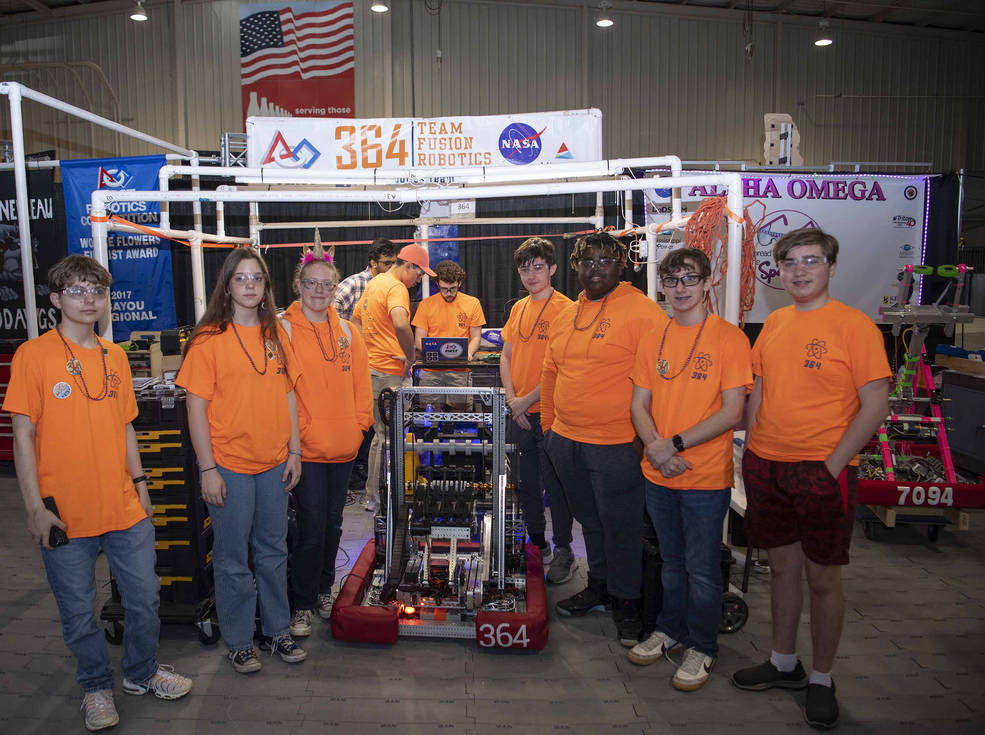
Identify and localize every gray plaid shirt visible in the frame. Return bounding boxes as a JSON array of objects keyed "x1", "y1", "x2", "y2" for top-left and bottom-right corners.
[{"x1": 333, "y1": 267, "x2": 373, "y2": 321}]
